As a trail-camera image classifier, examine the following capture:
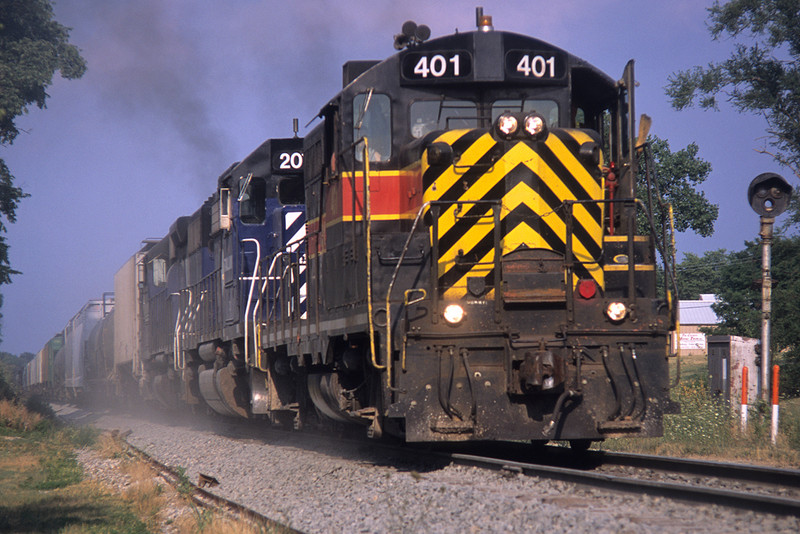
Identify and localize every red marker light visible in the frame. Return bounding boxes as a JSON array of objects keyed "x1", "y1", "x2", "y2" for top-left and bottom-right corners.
[{"x1": 578, "y1": 279, "x2": 596, "y2": 299}]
